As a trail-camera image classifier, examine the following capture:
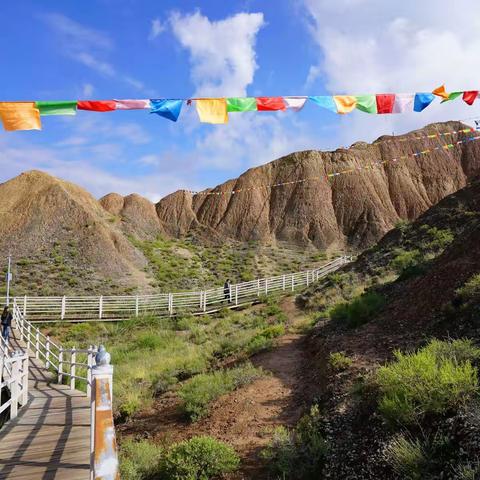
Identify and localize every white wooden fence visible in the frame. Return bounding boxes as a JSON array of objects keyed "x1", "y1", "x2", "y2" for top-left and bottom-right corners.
[
  {"x1": 0, "y1": 350, "x2": 29, "y2": 421},
  {"x1": 10, "y1": 256, "x2": 351, "y2": 322}
]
